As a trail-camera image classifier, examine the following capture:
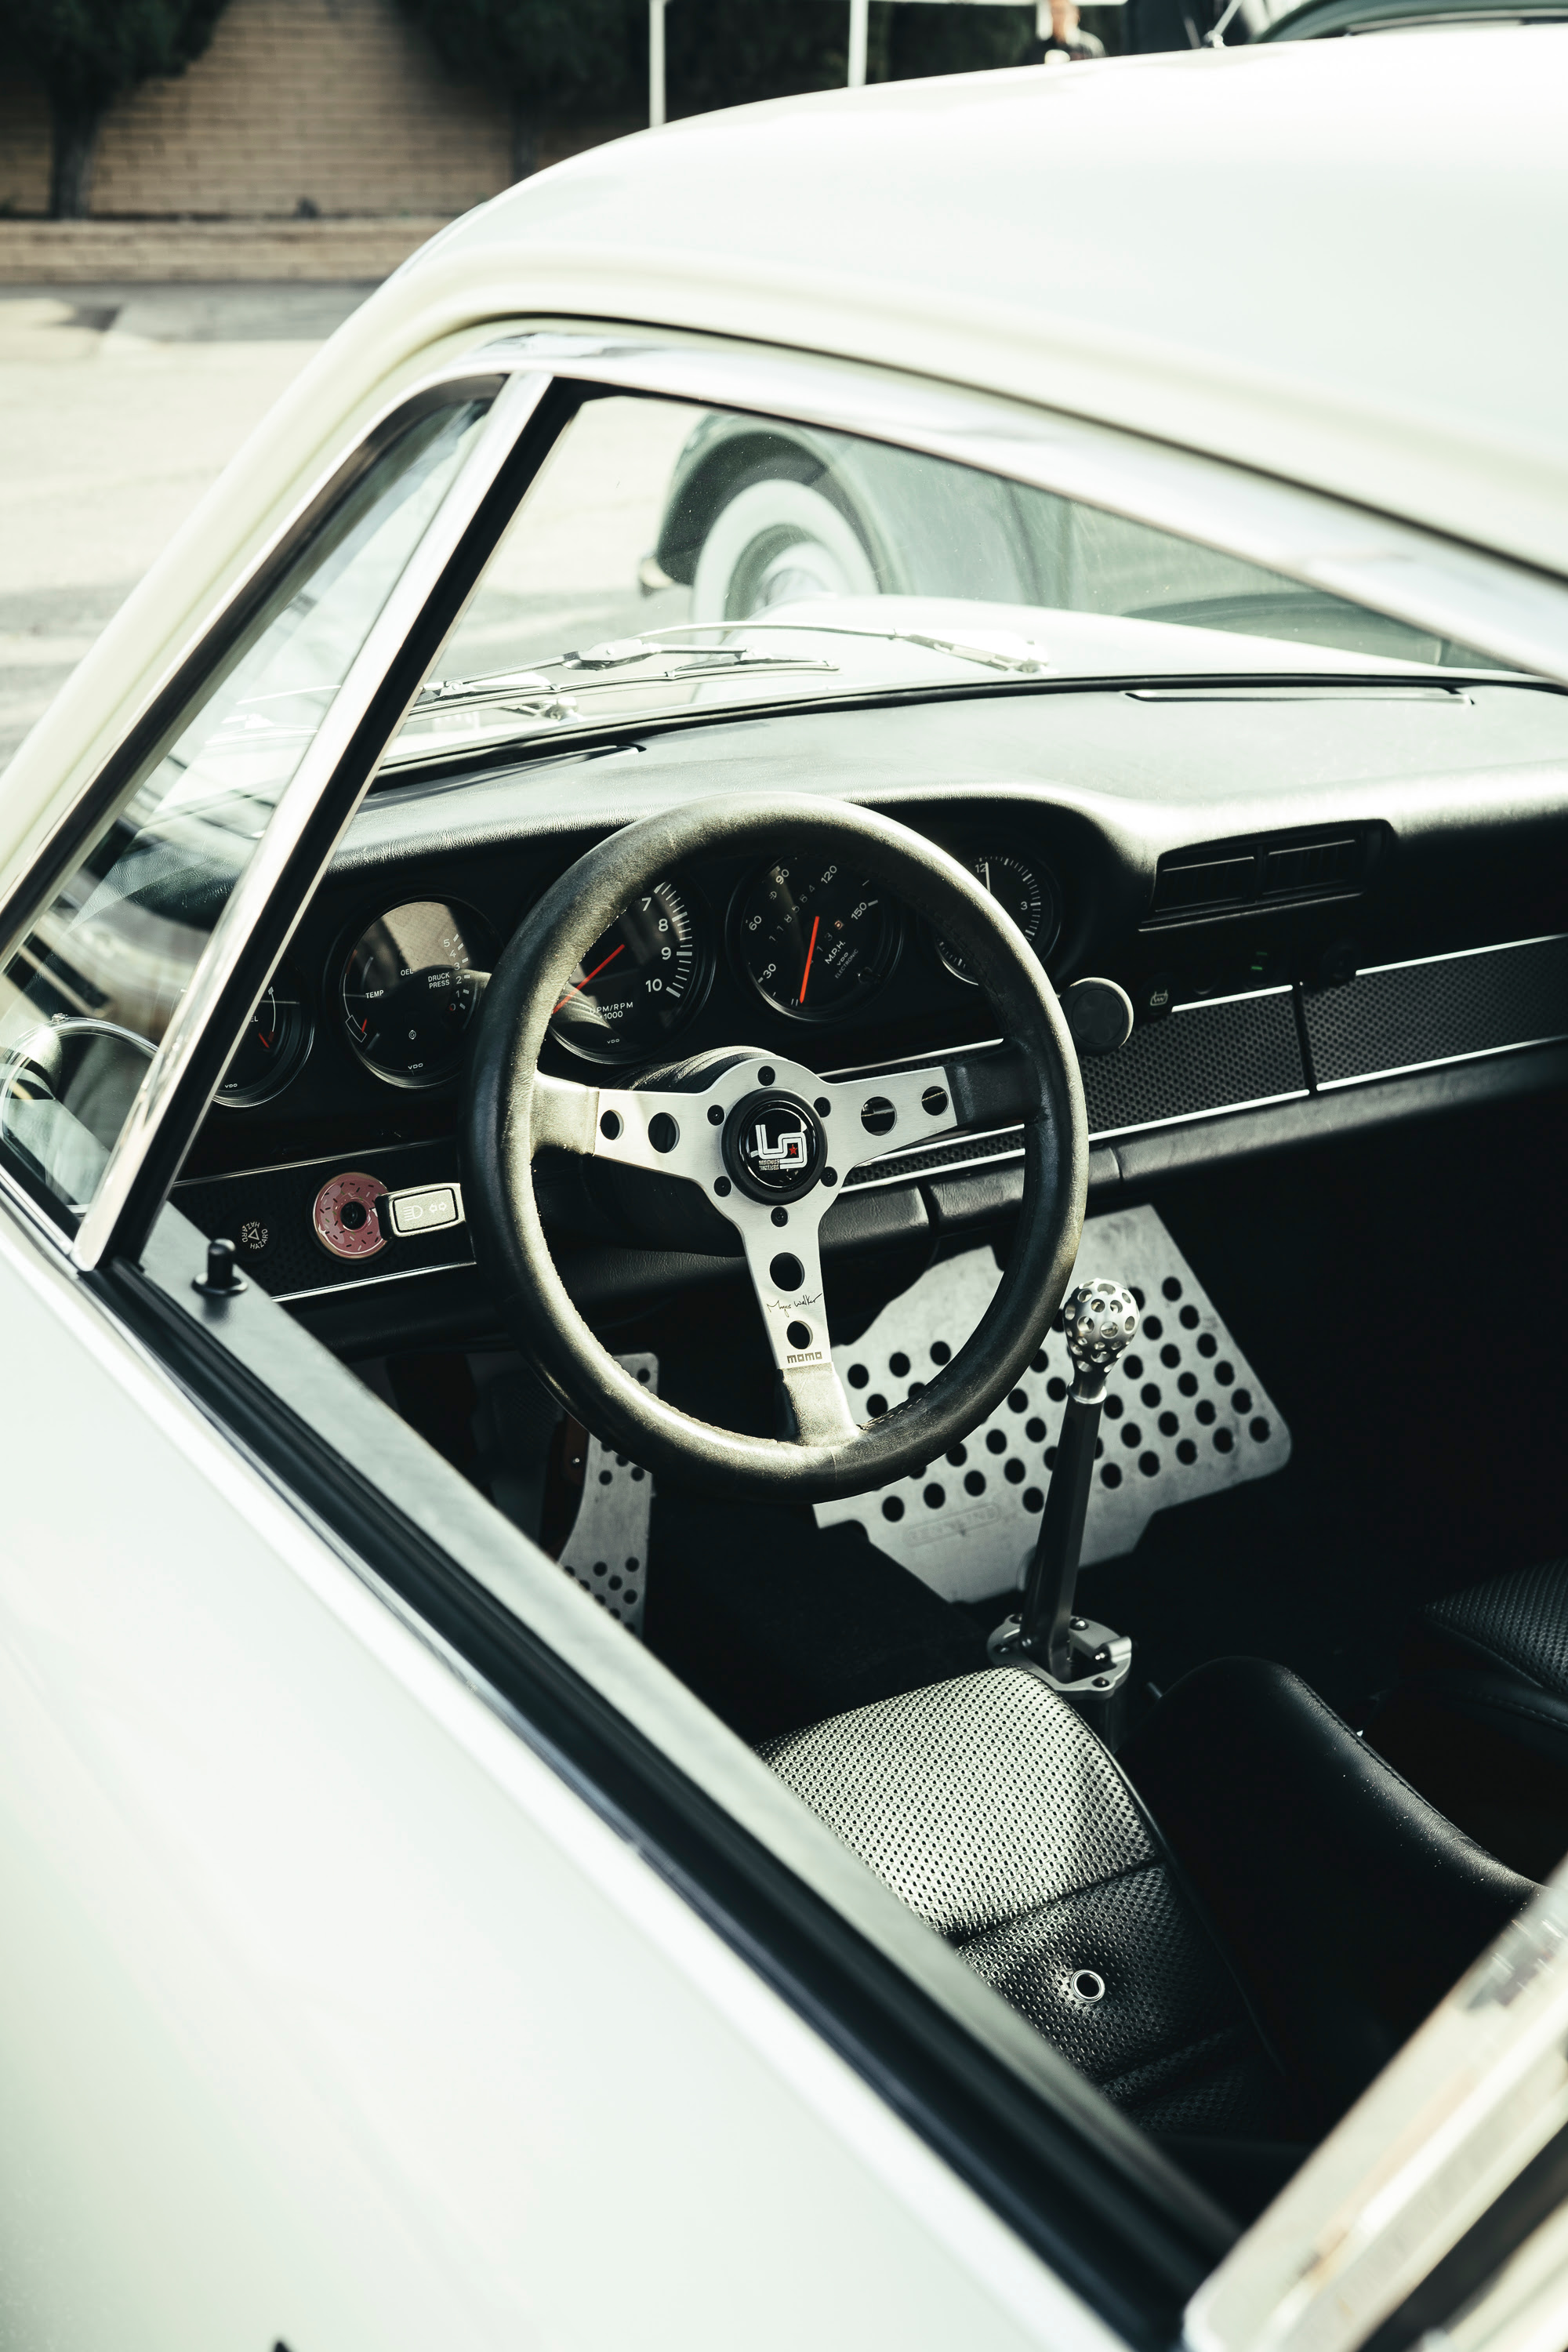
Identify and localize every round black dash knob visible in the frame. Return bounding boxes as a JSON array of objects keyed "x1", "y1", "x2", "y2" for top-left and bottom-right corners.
[
  {"x1": 1062, "y1": 977, "x2": 1135, "y2": 1056},
  {"x1": 193, "y1": 1235, "x2": 247, "y2": 1298}
]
